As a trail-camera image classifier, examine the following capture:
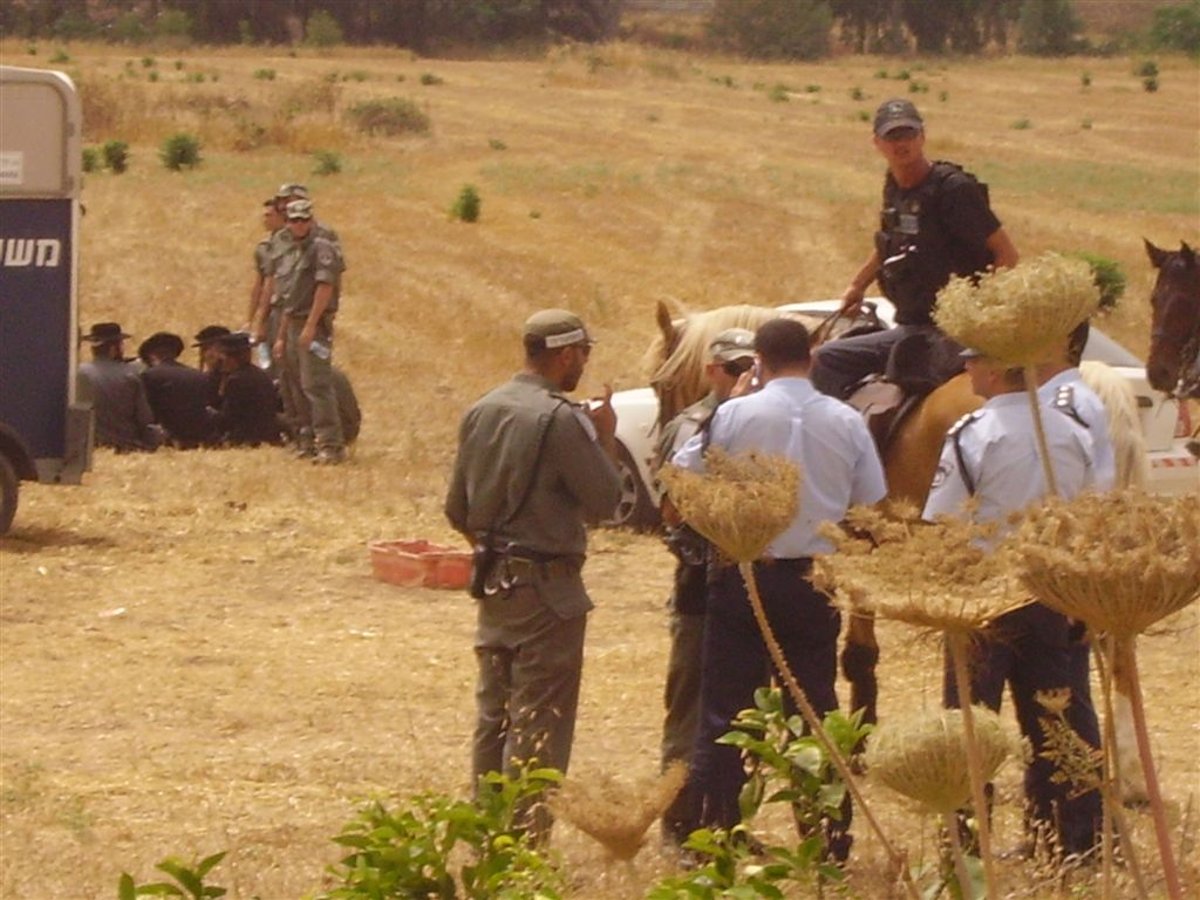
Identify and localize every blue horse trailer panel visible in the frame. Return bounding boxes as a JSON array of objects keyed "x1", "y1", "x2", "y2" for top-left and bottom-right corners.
[{"x1": 0, "y1": 198, "x2": 74, "y2": 460}]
